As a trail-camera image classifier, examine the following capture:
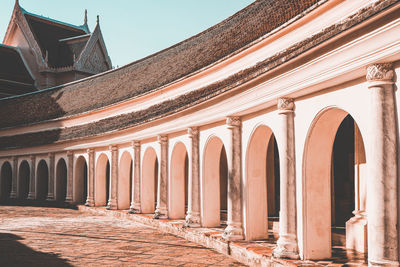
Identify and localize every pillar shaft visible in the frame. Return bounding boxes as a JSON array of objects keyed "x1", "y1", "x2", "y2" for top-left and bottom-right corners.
[
  {"x1": 65, "y1": 152, "x2": 74, "y2": 203},
  {"x1": 155, "y1": 135, "x2": 168, "y2": 219},
  {"x1": 223, "y1": 116, "x2": 243, "y2": 240},
  {"x1": 273, "y1": 98, "x2": 299, "y2": 259},
  {"x1": 27, "y1": 156, "x2": 36, "y2": 200},
  {"x1": 85, "y1": 149, "x2": 95, "y2": 206},
  {"x1": 10, "y1": 157, "x2": 17, "y2": 199},
  {"x1": 185, "y1": 127, "x2": 201, "y2": 227},
  {"x1": 366, "y1": 63, "x2": 399, "y2": 266},
  {"x1": 130, "y1": 141, "x2": 141, "y2": 213},
  {"x1": 46, "y1": 153, "x2": 55, "y2": 200},
  {"x1": 107, "y1": 145, "x2": 118, "y2": 209}
]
